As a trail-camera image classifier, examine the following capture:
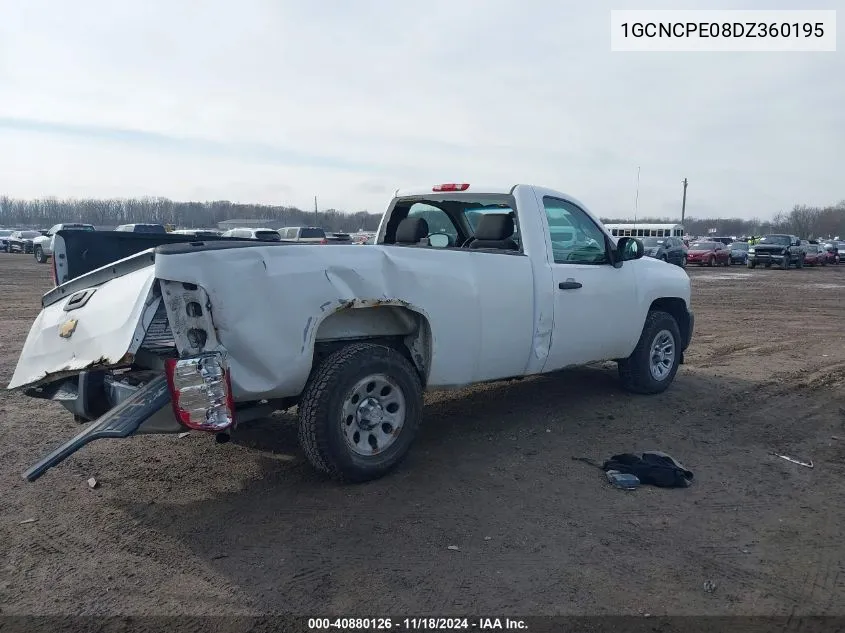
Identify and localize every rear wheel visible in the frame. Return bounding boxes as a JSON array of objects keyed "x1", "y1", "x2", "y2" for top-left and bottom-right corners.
[
  {"x1": 747, "y1": 260, "x2": 756, "y2": 269},
  {"x1": 34, "y1": 246, "x2": 47, "y2": 264},
  {"x1": 298, "y1": 342, "x2": 423, "y2": 483},
  {"x1": 796, "y1": 255, "x2": 803, "y2": 269},
  {"x1": 618, "y1": 311, "x2": 682, "y2": 395},
  {"x1": 708, "y1": 255, "x2": 715, "y2": 267}
]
